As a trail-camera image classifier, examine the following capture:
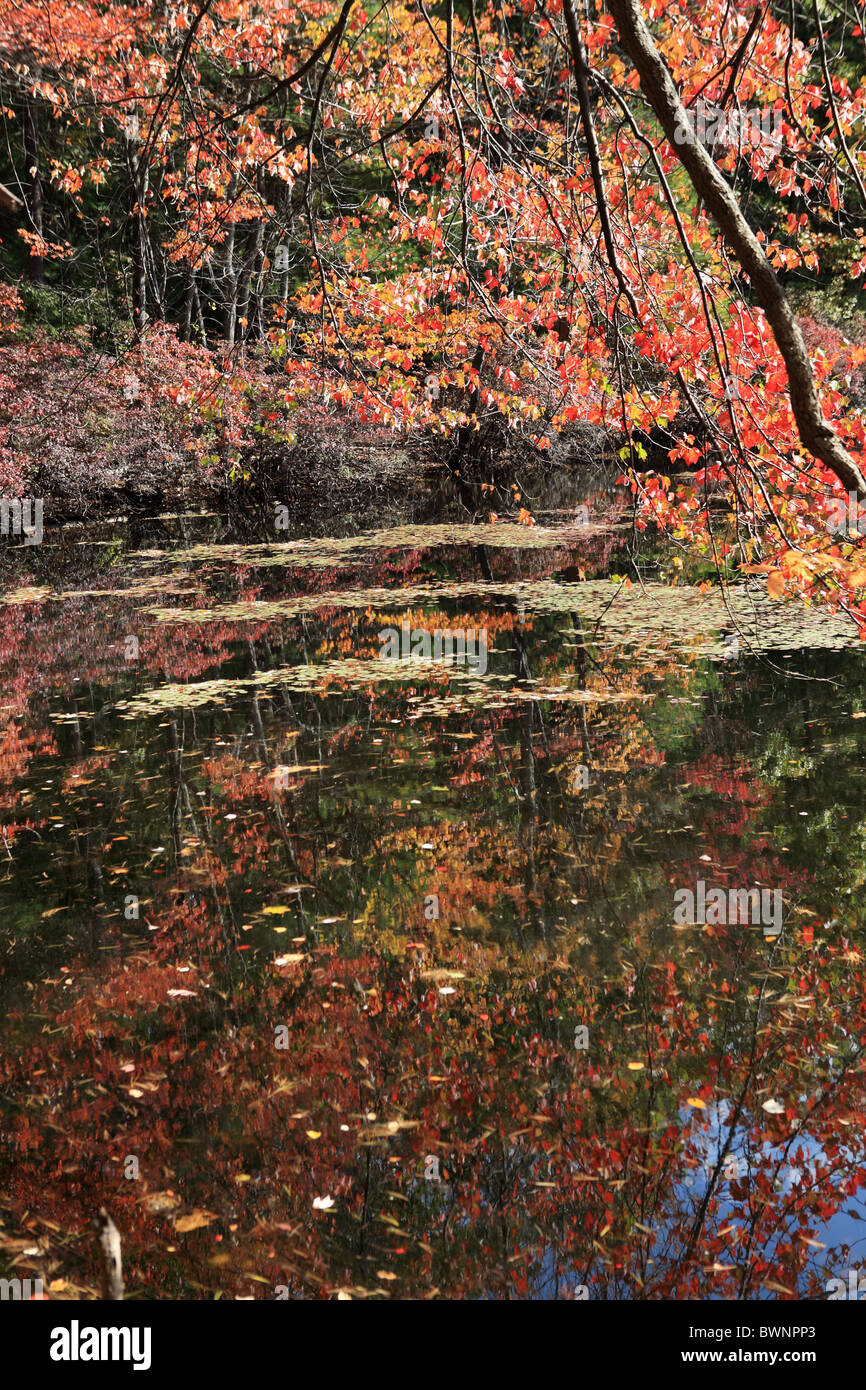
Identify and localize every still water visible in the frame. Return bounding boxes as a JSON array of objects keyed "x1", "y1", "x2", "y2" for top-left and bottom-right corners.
[{"x1": 1, "y1": 474, "x2": 865, "y2": 1299}]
